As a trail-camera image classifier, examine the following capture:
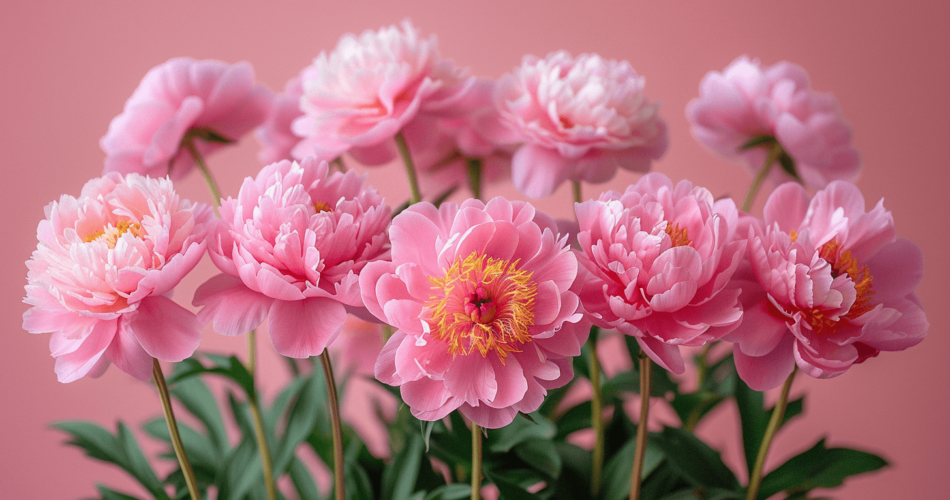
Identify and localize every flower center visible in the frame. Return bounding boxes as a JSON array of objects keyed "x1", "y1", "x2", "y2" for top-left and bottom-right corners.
[
  {"x1": 84, "y1": 221, "x2": 145, "y2": 249},
  {"x1": 313, "y1": 201, "x2": 333, "y2": 213},
  {"x1": 665, "y1": 222, "x2": 691, "y2": 247},
  {"x1": 426, "y1": 252, "x2": 537, "y2": 361},
  {"x1": 801, "y1": 238, "x2": 875, "y2": 334}
]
